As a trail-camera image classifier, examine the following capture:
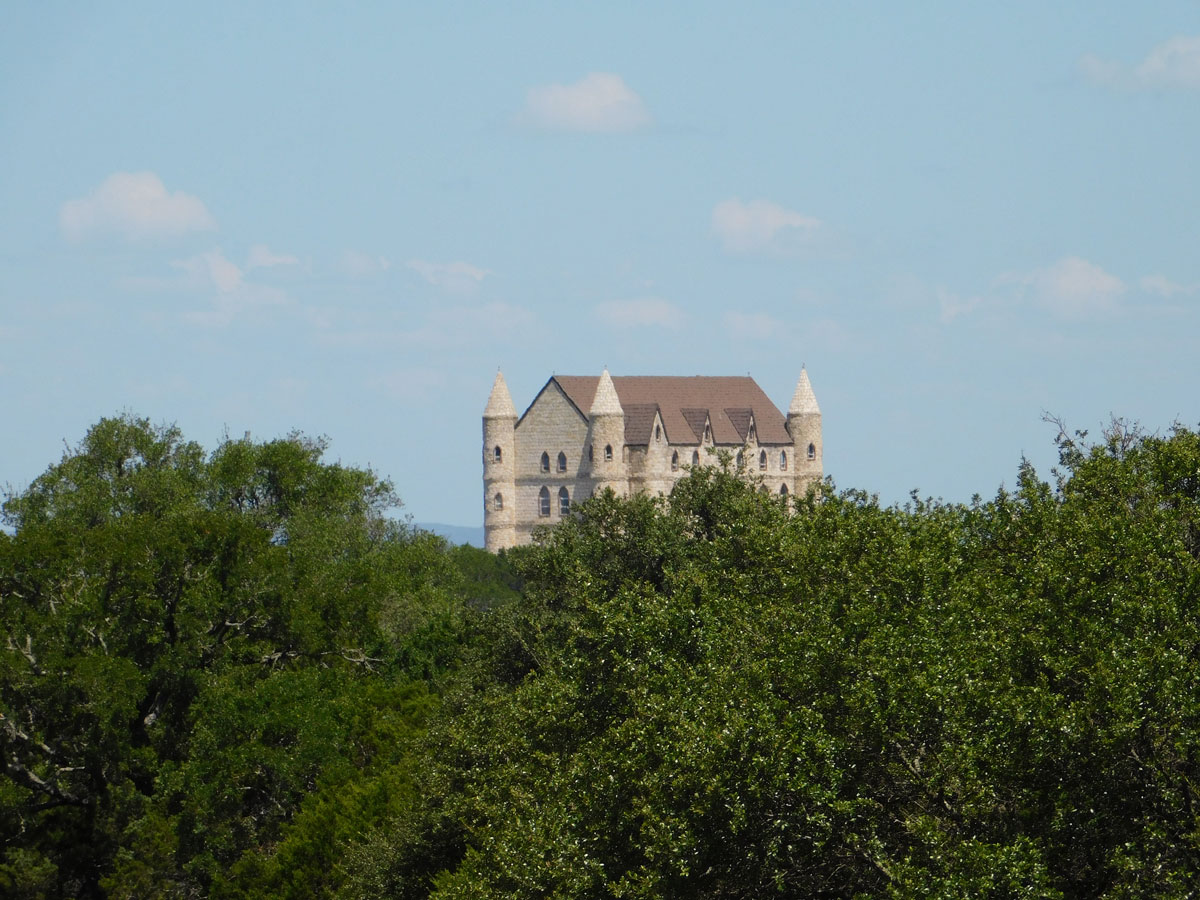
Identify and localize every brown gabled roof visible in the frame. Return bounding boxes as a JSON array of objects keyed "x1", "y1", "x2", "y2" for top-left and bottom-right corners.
[{"x1": 551, "y1": 375, "x2": 792, "y2": 446}]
